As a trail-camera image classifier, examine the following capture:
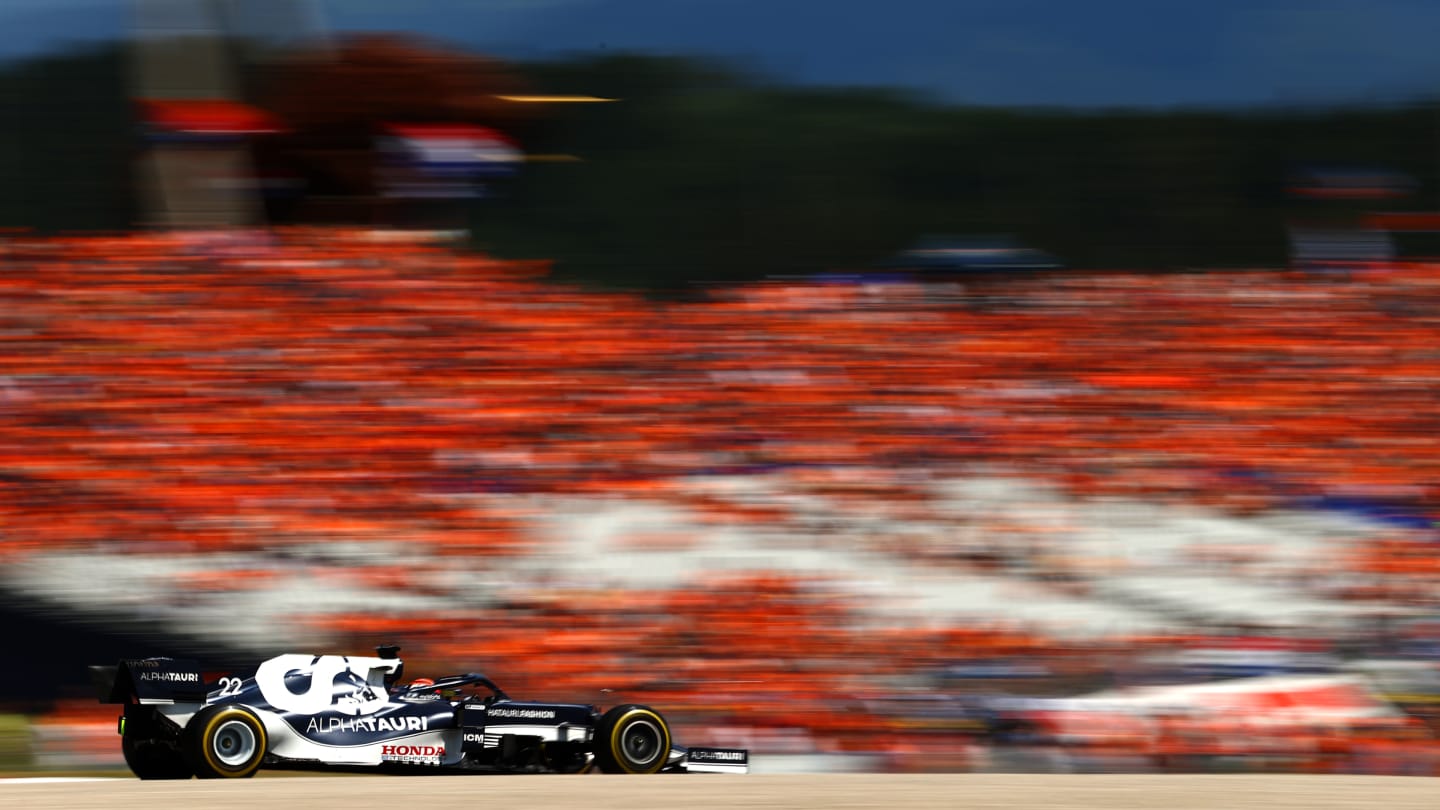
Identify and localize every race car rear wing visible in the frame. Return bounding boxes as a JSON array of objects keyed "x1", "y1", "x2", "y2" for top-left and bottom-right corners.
[{"x1": 91, "y1": 657, "x2": 207, "y2": 705}]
